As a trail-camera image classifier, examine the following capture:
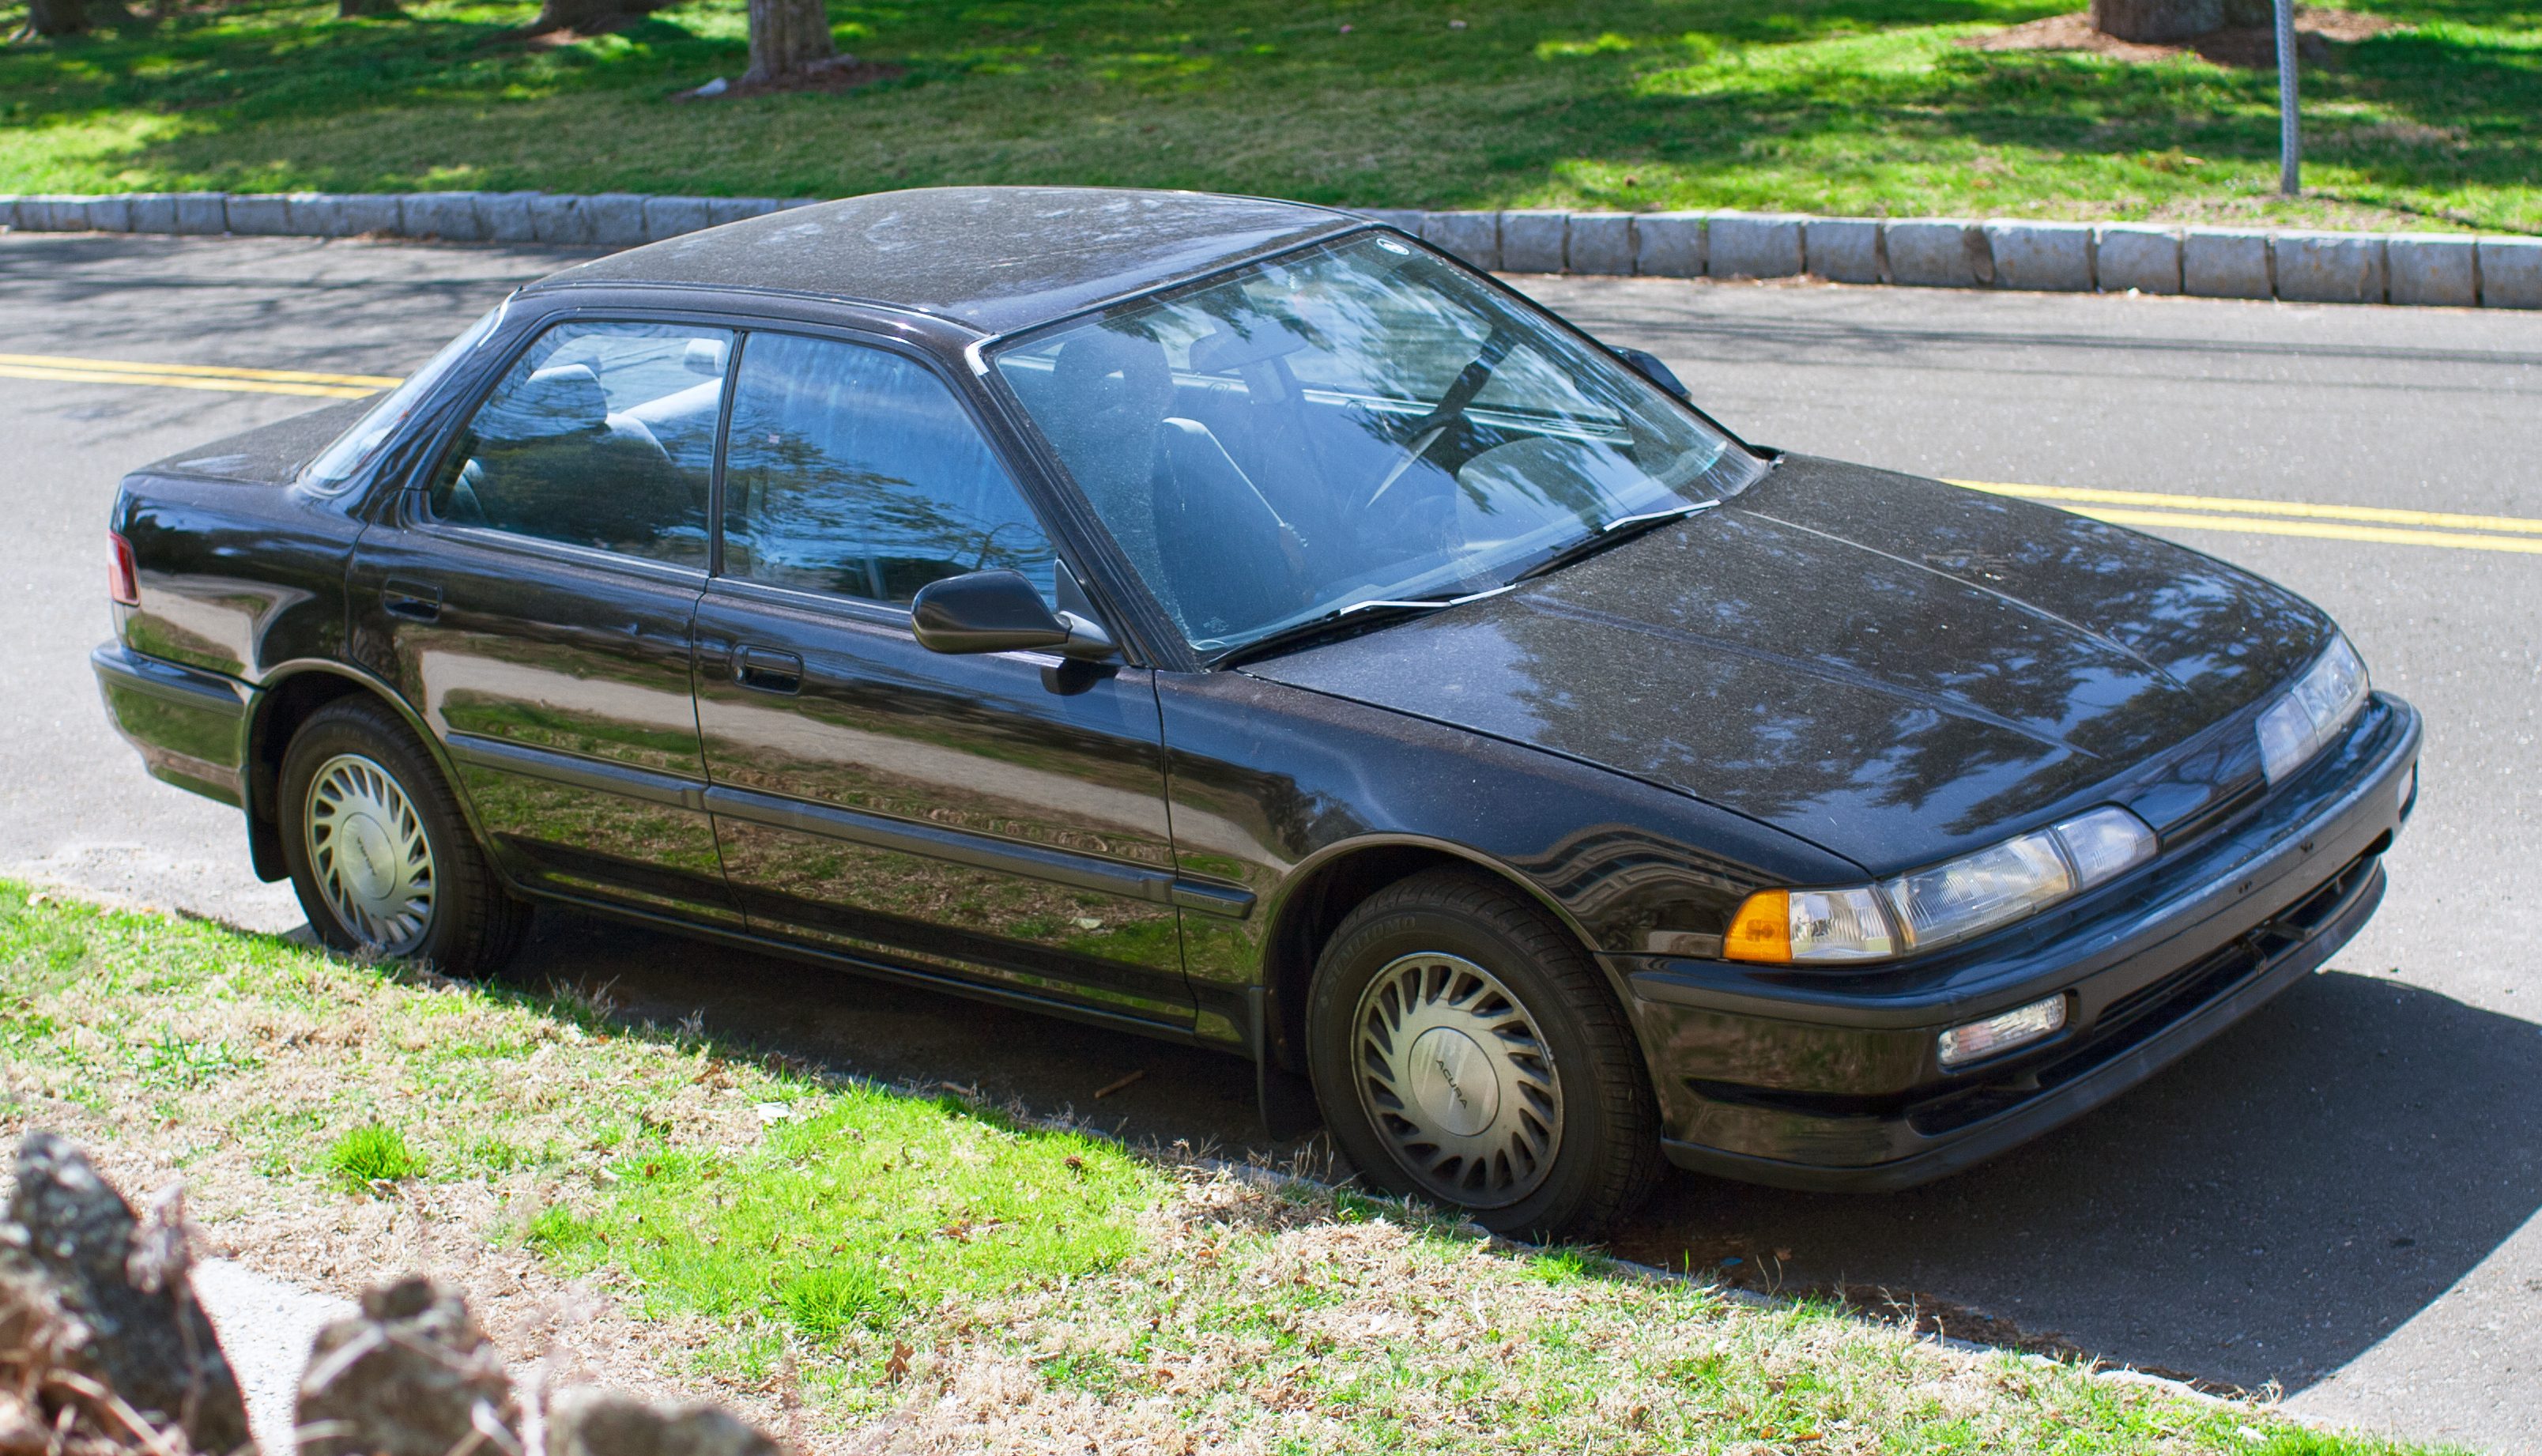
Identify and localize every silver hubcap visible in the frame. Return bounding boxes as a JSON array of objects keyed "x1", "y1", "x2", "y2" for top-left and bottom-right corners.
[
  {"x1": 1353, "y1": 952, "x2": 1563, "y2": 1209},
  {"x1": 304, "y1": 753, "x2": 434, "y2": 954}
]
